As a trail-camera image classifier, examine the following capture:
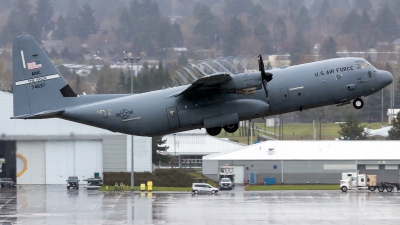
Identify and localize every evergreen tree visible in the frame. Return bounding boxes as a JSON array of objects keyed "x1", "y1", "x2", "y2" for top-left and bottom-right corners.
[
  {"x1": 353, "y1": 0, "x2": 372, "y2": 11},
  {"x1": 152, "y1": 136, "x2": 169, "y2": 164},
  {"x1": 273, "y1": 16, "x2": 287, "y2": 42},
  {"x1": 178, "y1": 52, "x2": 188, "y2": 67},
  {"x1": 171, "y1": 23, "x2": 183, "y2": 47},
  {"x1": 34, "y1": 0, "x2": 54, "y2": 32},
  {"x1": 61, "y1": 46, "x2": 71, "y2": 59},
  {"x1": 76, "y1": 3, "x2": 98, "y2": 39},
  {"x1": 340, "y1": 9, "x2": 361, "y2": 35},
  {"x1": 193, "y1": 3, "x2": 220, "y2": 48},
  {"x1": 222, "y1": 16, "x2": 246, "y2": 56},
  {"x1": 0, "y1": 10, "x2": 23, "y2": 46},
  {"x1": 248, "y1": 3, "x2": 265, "y2": 23},
  {"x1": 253, "y1": 22, "x2": 274, "y2": 54},
  {"x1": 295, "y1": 6, "x2": 311, "y2": 31},
  {"x1": 356, "y1": 9, "x2": 374, "y2": 49},
  {"x1": 14, "y1": 0, "x2": 32, "y2": 26},
  {"x1": 317, "y1": 0, "x2": 330, "y2": 20},
  {"x1": 338, "y1": 114, "x2": 368, "y2": 140},
  {"x1": 387, "y1": 112, "x2": 400, "y2": 140},
  {"x1": 52, "y1": 15, "x2": 68, "y2": 40},
  {"x1": 319, "y1": 36, "x2": 338, "y2": 59},
  {"x1": 374, "y1": 4, "x2": 400, "y2": 38},
  {"x1": 25, "y1": 14, "x2": 41, "y2": 43},
  {"x1": 391, "y1": 0, "x2": 400, "y2": 20},
  {"x1": 223, "y1": 0, "x2": 252, "y2": 16},
  {"x1": 290, "y1": 30, "x2": 310, "y2": 65}
]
